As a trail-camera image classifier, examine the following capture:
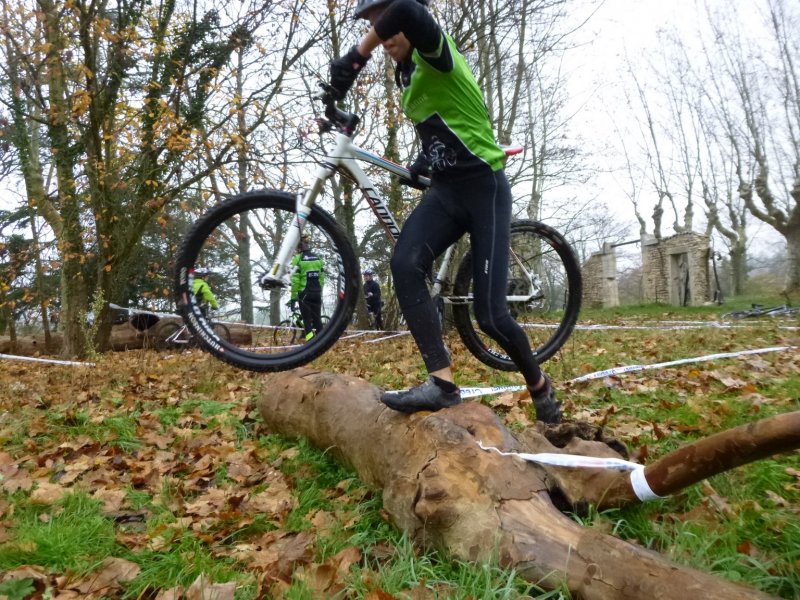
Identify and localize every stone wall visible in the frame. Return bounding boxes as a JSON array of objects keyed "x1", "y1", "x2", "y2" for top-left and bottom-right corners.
[
  {"x1": 580, "y1": 233, "x2": 712, "y2": 308},
  {"x1": 642, "y1": 232, "x2": 711, "y2": 306}
]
